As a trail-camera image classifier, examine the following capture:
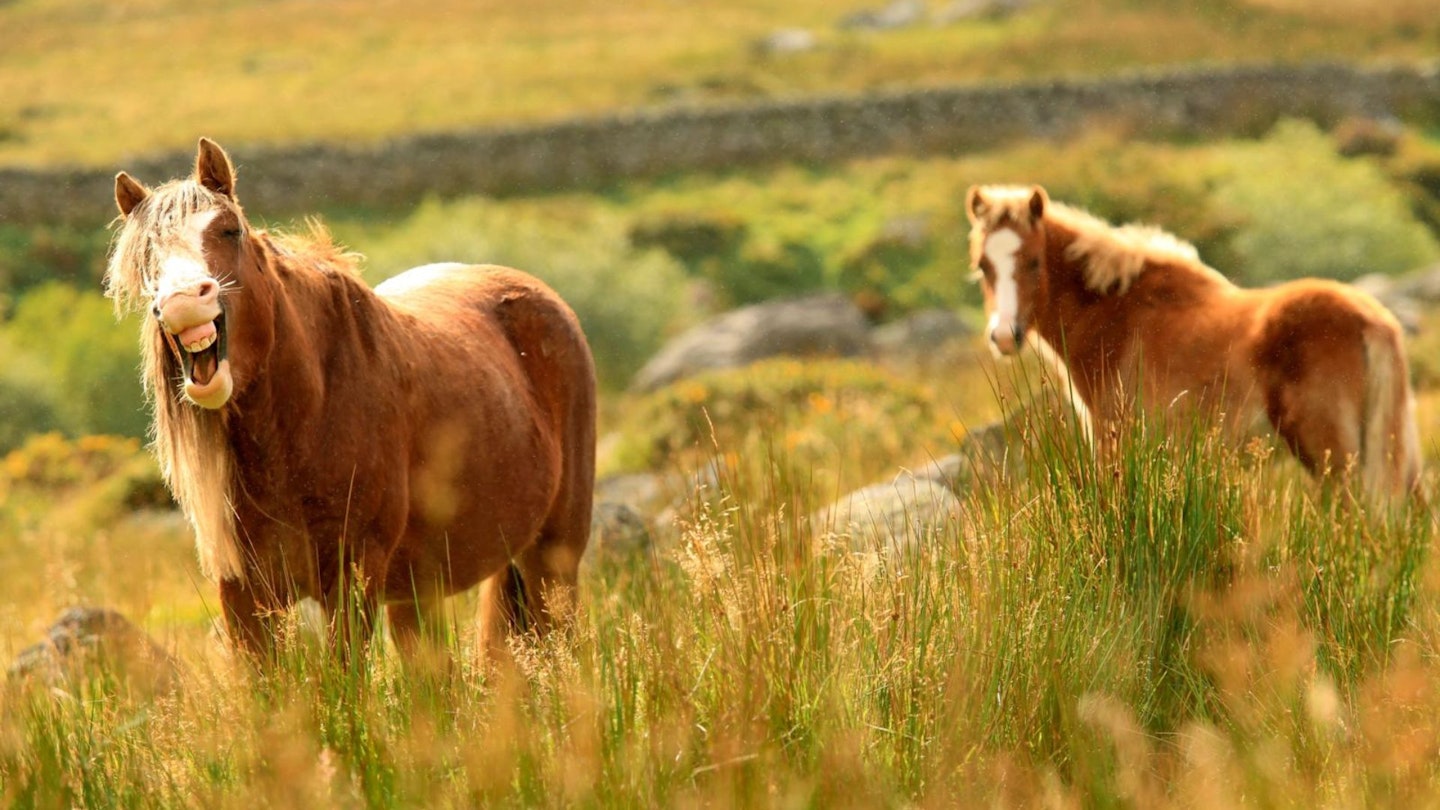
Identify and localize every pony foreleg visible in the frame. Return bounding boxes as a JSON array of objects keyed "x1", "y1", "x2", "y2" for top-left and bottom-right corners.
[
  {"x1": 324, "y1": 579, "x2": 380, "y2": 668},
  {"x1": 219, "y1": 577, "x2": 278, "y2": 663}
]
